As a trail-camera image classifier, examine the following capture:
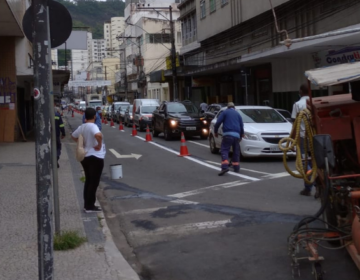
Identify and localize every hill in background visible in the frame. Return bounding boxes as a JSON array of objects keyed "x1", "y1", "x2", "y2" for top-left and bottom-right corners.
[{"x1": 55, "y1": 0, "x2": 125, "y2": 39}]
